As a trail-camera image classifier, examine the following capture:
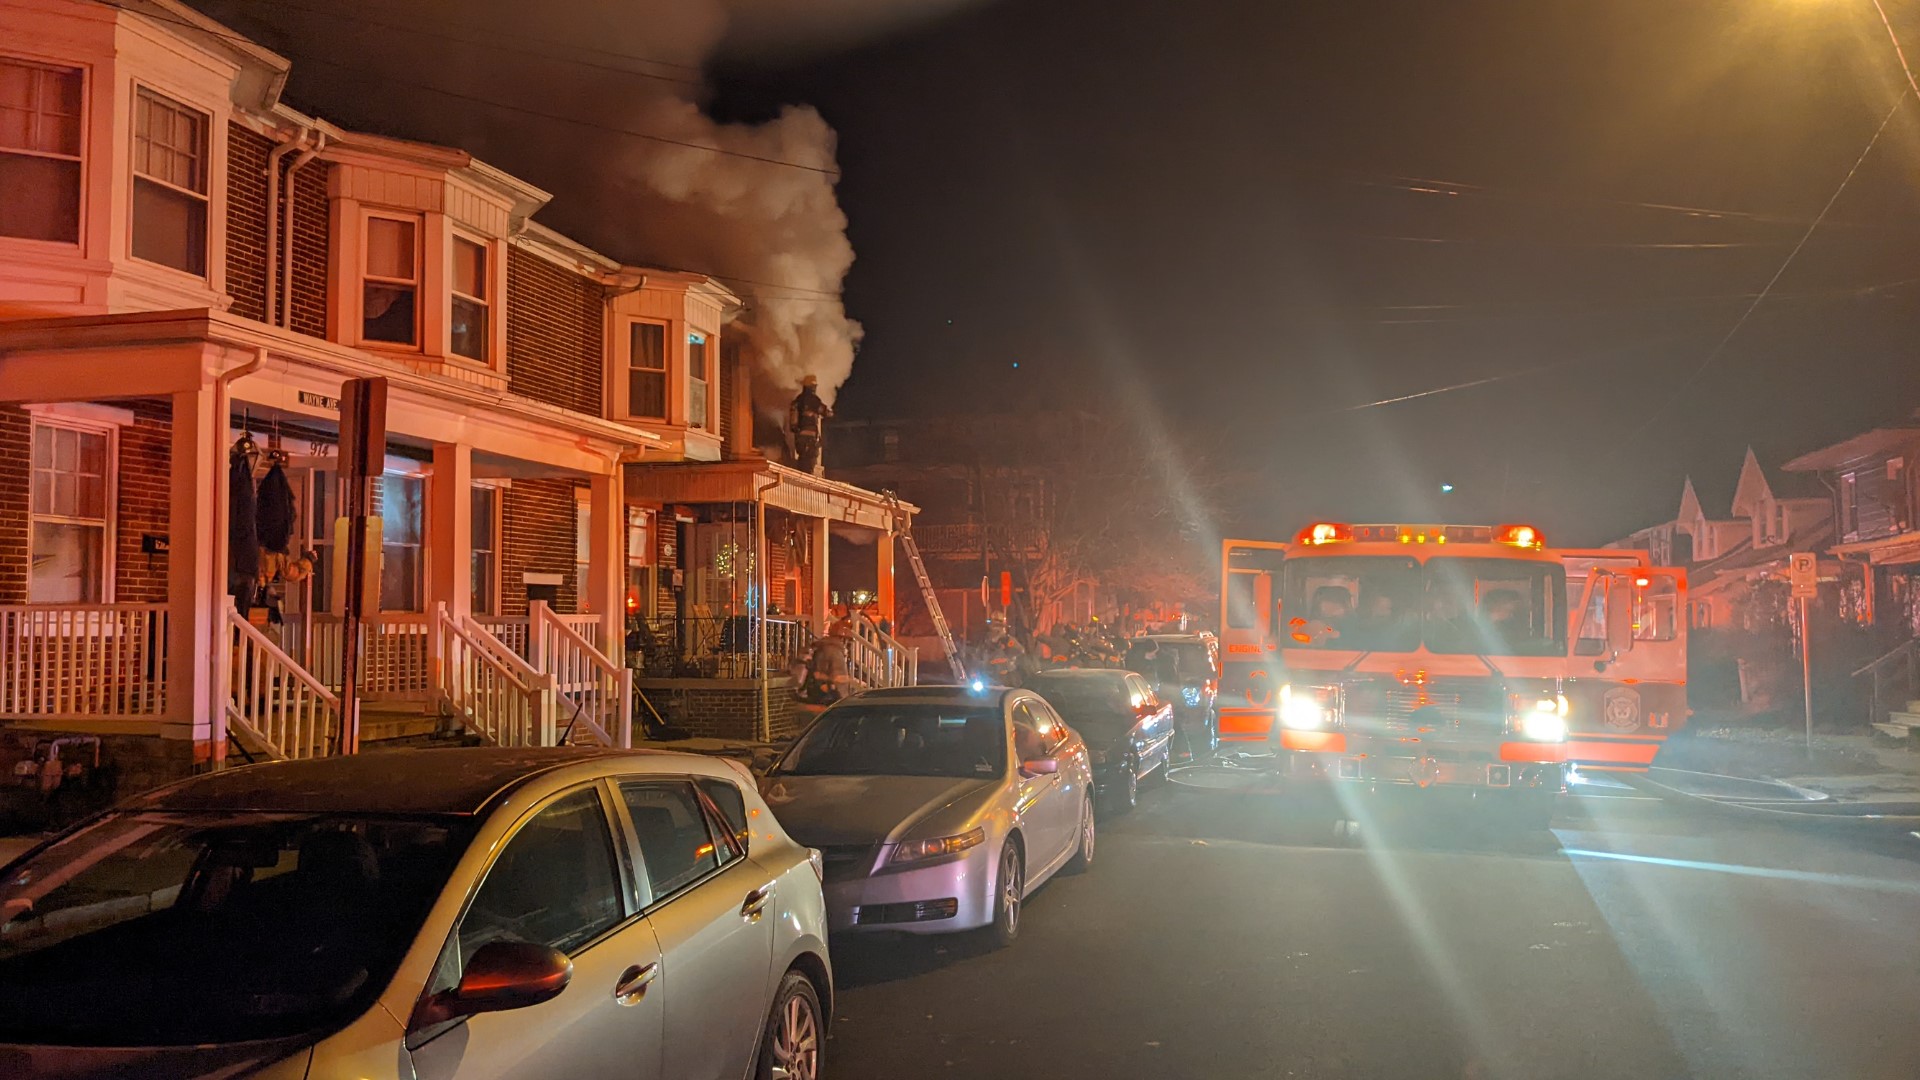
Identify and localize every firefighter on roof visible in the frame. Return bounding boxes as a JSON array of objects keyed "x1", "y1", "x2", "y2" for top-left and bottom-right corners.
[{"x1": 788, "y1": 375, "x2": 833, "y2": 476}]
